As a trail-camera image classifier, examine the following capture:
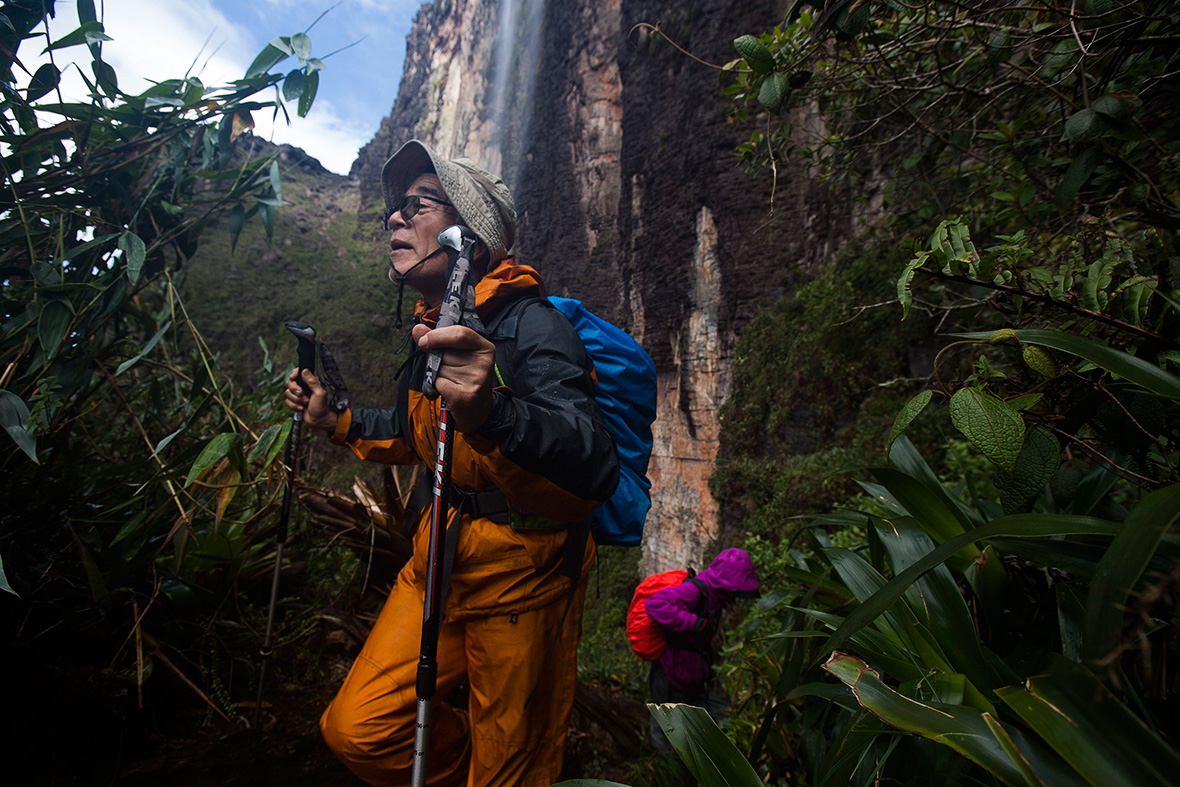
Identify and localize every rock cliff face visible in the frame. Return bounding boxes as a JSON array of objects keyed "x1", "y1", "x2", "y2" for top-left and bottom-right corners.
[{"x1": 352, "y1": 0, "x2": 852, "y2": 574}]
